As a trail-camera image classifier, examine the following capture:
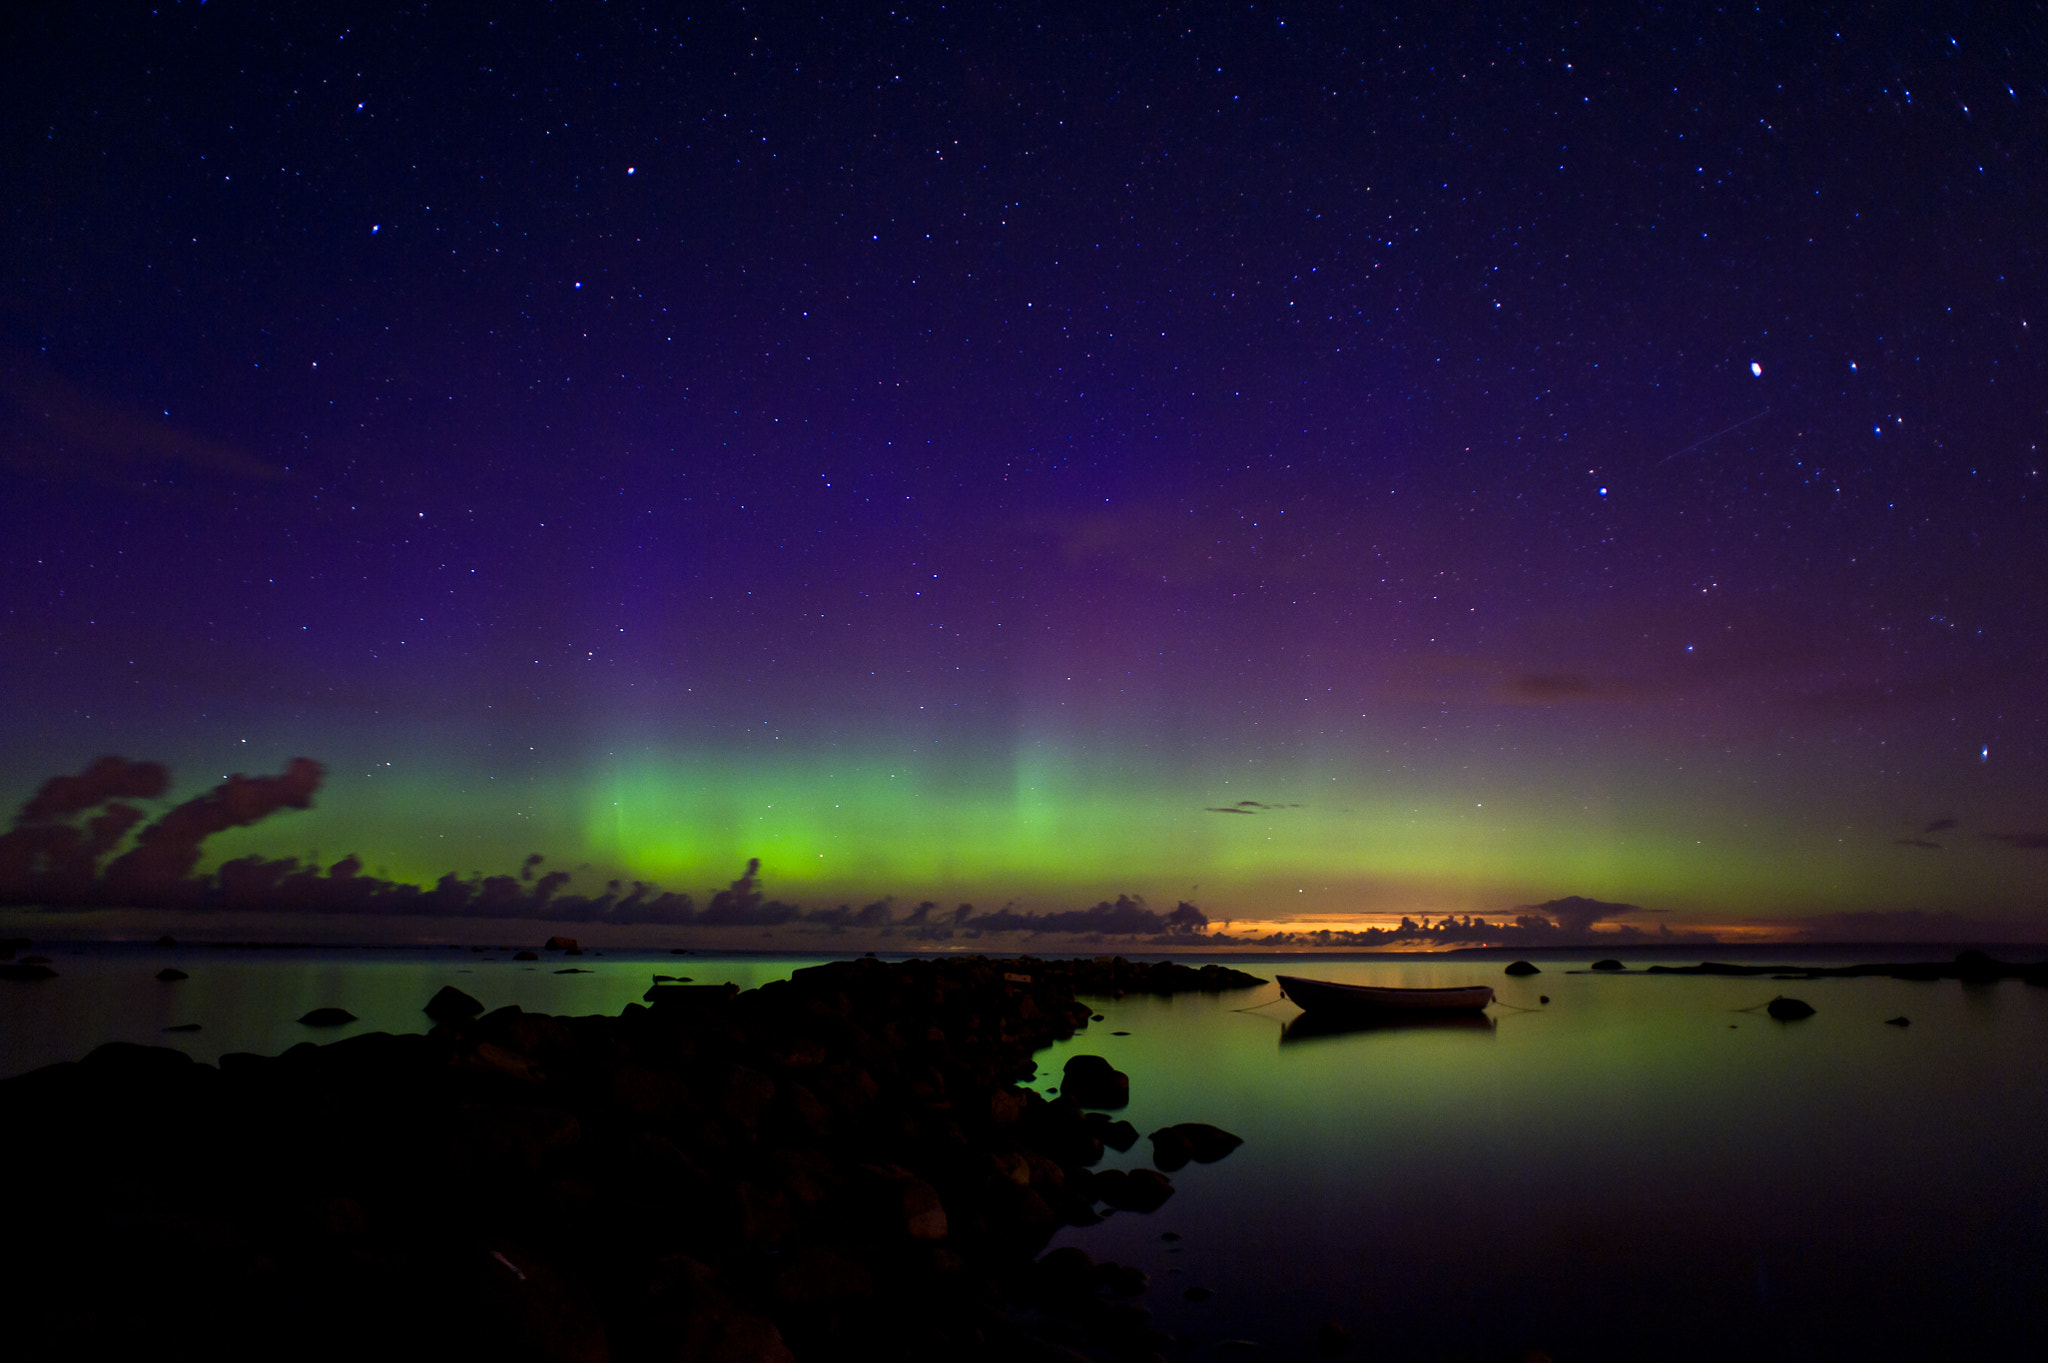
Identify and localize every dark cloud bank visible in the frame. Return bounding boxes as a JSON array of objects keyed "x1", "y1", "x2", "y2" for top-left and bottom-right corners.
[{"x1": 0, "y1": 756, "x2": 1754, "y2": 947}]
